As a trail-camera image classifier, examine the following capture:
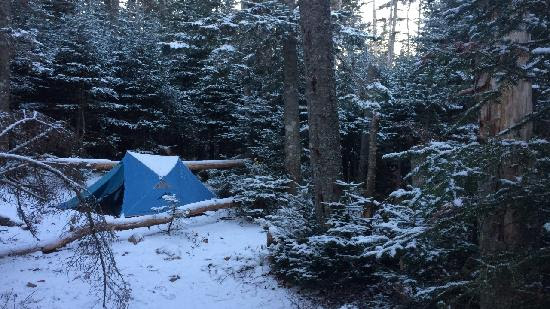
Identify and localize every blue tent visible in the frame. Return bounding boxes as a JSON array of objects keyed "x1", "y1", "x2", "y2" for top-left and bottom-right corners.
[{"x1": 59, "y1": 151, "x2": 215, "y2": 216}]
